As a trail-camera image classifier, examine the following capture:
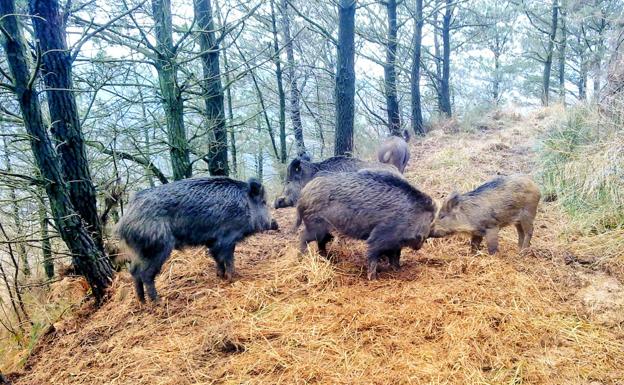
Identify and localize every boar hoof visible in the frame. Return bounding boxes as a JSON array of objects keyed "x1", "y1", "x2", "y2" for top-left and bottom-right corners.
[{"x1": 367, "y1": 270, "x2": 378, "y2": 280}]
